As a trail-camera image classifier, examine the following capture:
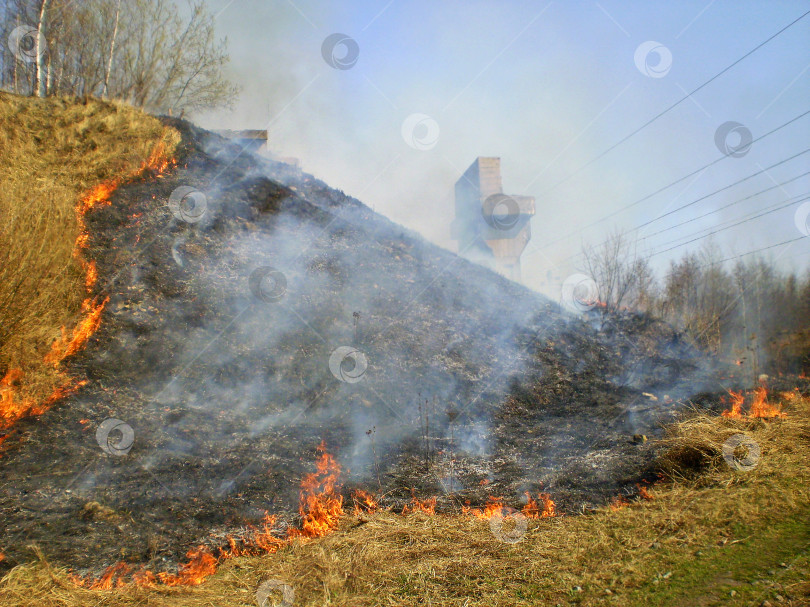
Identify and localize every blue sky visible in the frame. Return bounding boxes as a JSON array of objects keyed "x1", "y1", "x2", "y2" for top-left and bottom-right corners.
[{"x1": 197, "y1": 0, "x2": 810, "y2": 294}]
